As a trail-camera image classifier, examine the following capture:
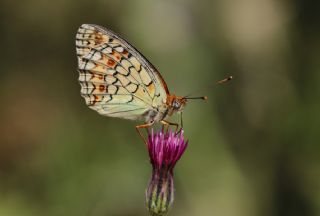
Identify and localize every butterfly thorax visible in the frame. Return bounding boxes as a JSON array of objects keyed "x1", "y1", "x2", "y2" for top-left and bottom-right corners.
[
  {"x1": 143, "y1": 103, "x2": 168, "y2": 124},
  {"x1": 143, "y1": 95, "x2": 187, "y2": 124}
]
